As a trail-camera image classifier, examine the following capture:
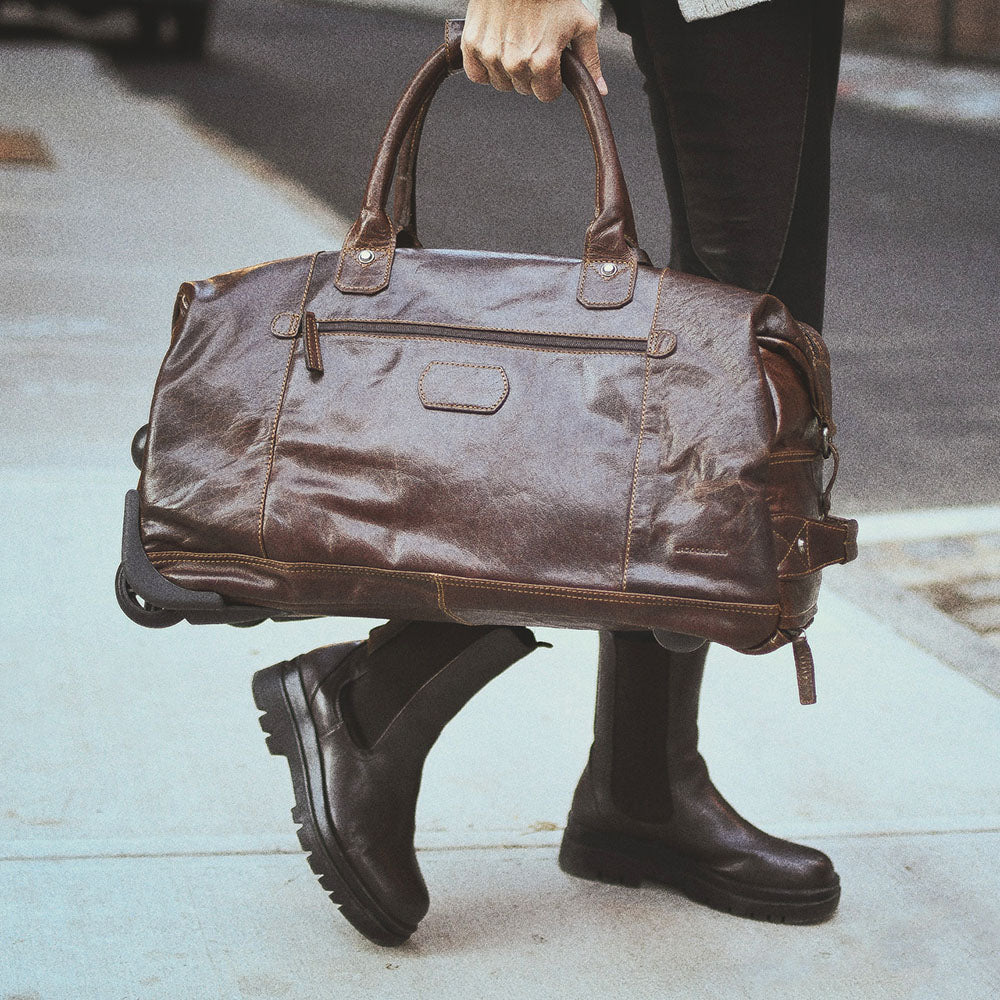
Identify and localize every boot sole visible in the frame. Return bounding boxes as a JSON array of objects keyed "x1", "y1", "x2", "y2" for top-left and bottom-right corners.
[
  {"x1": 252, "y1": 661, "x2": 417, "y2": 946},
  {"x1": 559, "y1": 826, "x2": 840, "y2": 925}
]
